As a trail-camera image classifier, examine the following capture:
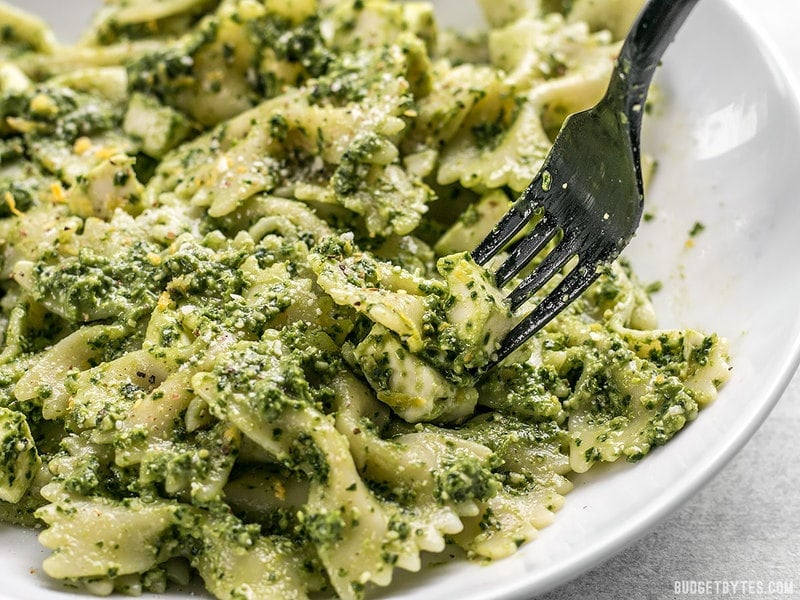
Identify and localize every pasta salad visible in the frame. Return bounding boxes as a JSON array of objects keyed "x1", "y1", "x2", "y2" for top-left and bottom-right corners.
[{"x1": 0, "y1": 0, "x2": 729, "y2": 598}]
